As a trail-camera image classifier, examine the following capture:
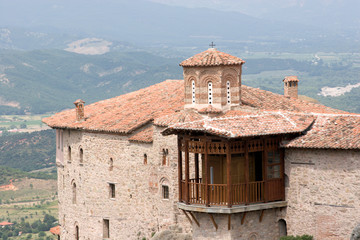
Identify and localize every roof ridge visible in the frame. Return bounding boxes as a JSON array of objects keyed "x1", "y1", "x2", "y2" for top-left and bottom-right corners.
[{"x1": 277, "y1": 112, "x2": 297, "y2": 127}]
